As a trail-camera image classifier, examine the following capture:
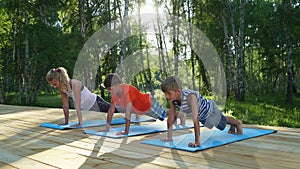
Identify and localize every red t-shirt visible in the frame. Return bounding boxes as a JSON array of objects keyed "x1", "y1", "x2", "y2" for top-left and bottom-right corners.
[{"x1": 111, "y1": 84, "x2": 151, "y2": 113}]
